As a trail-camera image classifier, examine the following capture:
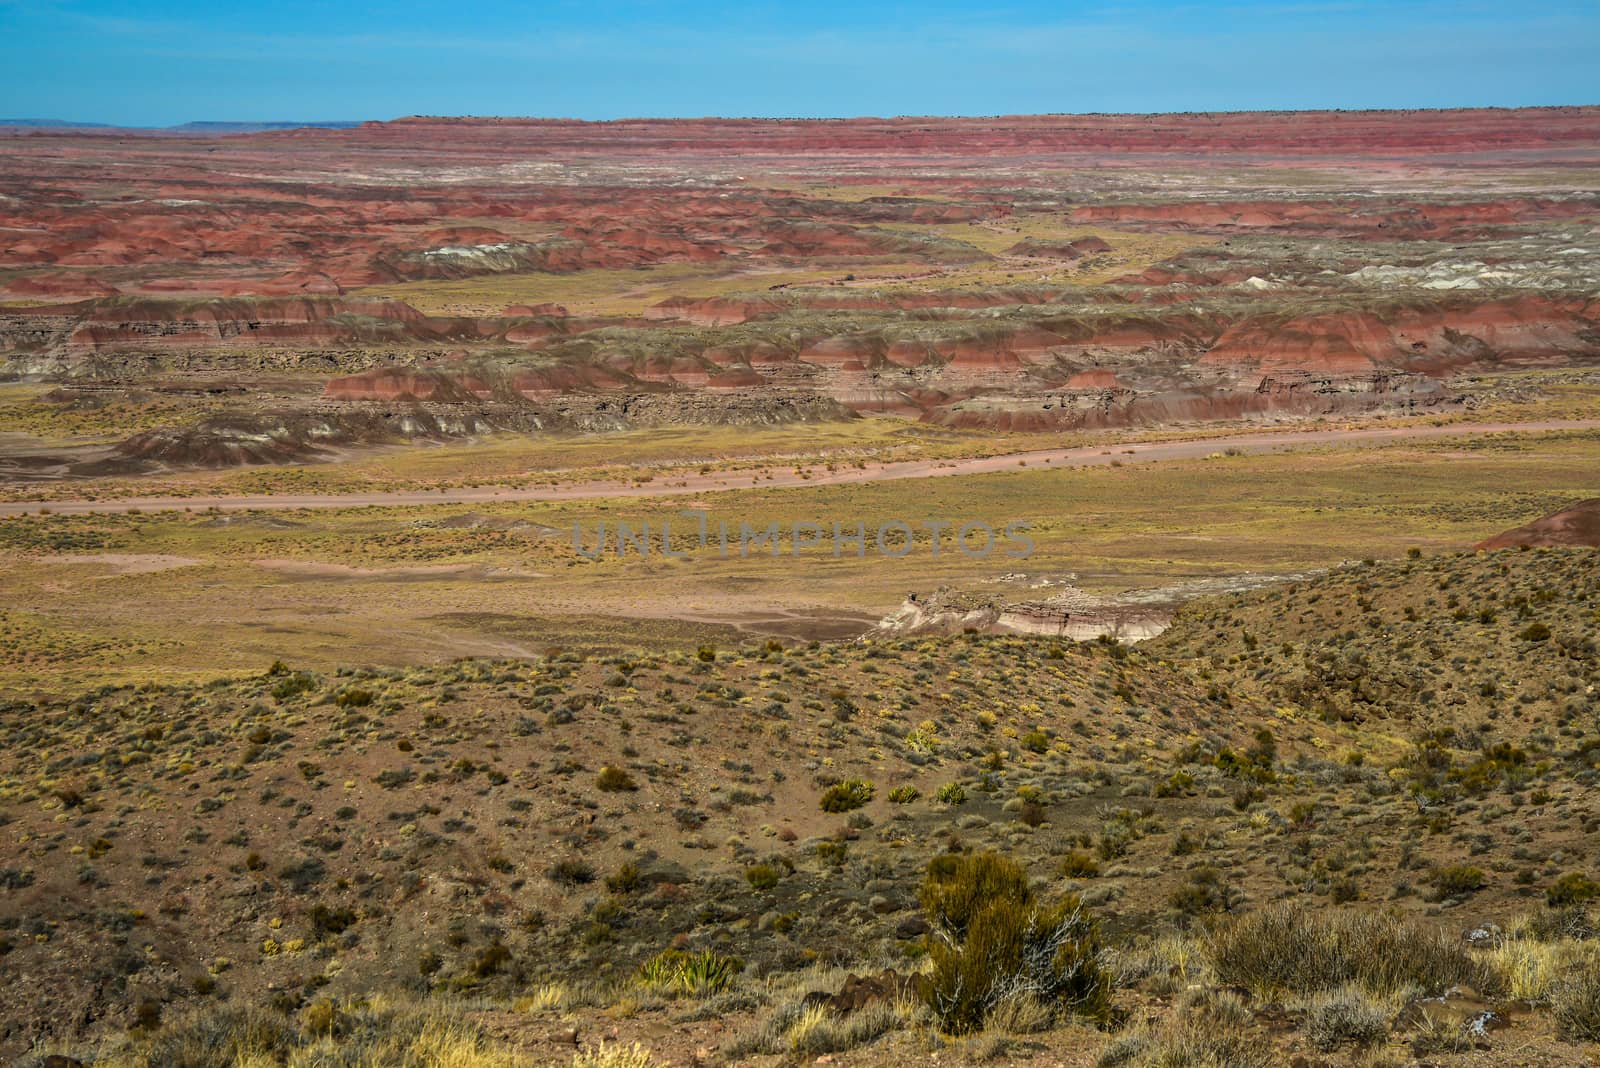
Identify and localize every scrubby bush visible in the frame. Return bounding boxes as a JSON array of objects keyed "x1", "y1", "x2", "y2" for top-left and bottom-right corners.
[
  {"x1": 142, "y1": 1006, "x2": 299, "y2": 1065},
  {"x1": 1547, "y1": 872, "x2": 1600, "y2": 907},
  {"x1": 935, "y1": 782, "x2": 967, "y2": 805},
  {"x1": 596, "y1": 766, "x2": 637, "y2": 792},
  {"x1": 135, "y1": 997, "x2": 527, "y2": 1066},
  {"x1": 547, "y1": 859, "x2": 595, "y2": 887},
  {"x1": 471, "y1": 940, "x2": 511, "y2": 978},
  {"x1": 606, "y1": 862, "x2": 643, "y2": 895},
  {"x1": 920, "y1": 851, "x2": 1110, "y2": 1034},
  {"x1": 1553, "y1": 963, "x2": 1600, "y2": 1042},
  {"x1": 1059, "y1": 852, "x2": 1100, "y2": 878},
  {"x1": 1303, "y1": 986, "x2": 1389, "y2": 1051},
  {"x1": 745, "y1": 863, "x2": 780, "y2": 891},
  {"x1": 1167, "y1": 989, "x2": 1272, "y2": 1066},
  {"x1": 888, "y1": 785, "x2": 920, "y2": 804},
  {"x1": 818, "y1": 778, "x2": 873, "y2": 813},
  {"x1": 1210, "y1": 904, "x2": 1498, "y2": 999},
  {"x1": 1168, "y1": 867, "x2": 1237, "y2": 918},
  {"x1": 1430, "y1": 864, "x2": 1488, "y2": 898}
]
